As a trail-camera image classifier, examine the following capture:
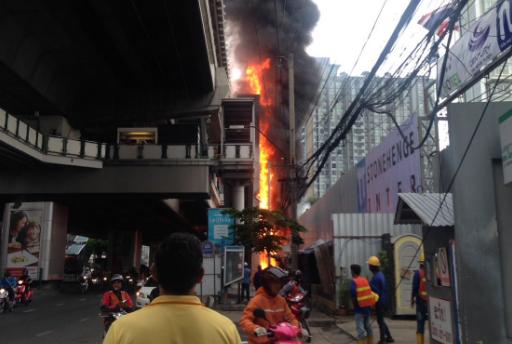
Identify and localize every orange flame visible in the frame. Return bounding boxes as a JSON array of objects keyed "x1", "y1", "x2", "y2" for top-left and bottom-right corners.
[{"x1": 245, "y1": 58, "x2": 277, "y2": 269}]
